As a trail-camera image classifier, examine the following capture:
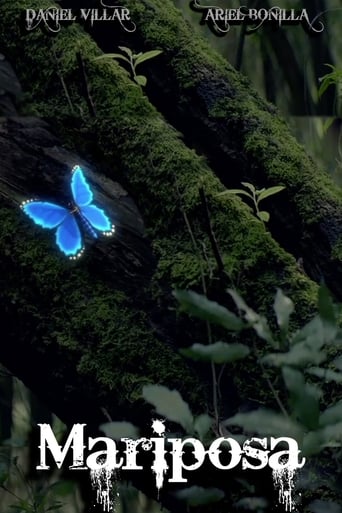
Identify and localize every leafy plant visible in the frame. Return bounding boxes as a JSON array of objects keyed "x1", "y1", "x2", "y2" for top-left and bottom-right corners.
[
  {"x1": 174, "y1": 285, "x2": 342, "y2": 457},
  {"x1": 318, "y1": 64, "x2": 342, "y2": 102},
  {"x1": 142, "y1": 285, "x2": 341, "y2": 508},
  {"x1": 142, "y1": 384, "x2": 212, "y2": 441},
  {"x1": 0, "y1": 454, "x2": 73, "y2": 512},
  {"x1": 94, "y1": 46, "x2": 162, "y2": 86},
  {"x1": 100, "y1": 421, "x2": 140, "y2": 439},
  {"x1": 174, "y1": 486, "x2": 224, "y2": 506},
  {"x1": 318, "y1": 64, "x2": 342, "y2": 174},
  {"x1": 217, "y1": 182, "x2": 285, "y2": 223}
]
